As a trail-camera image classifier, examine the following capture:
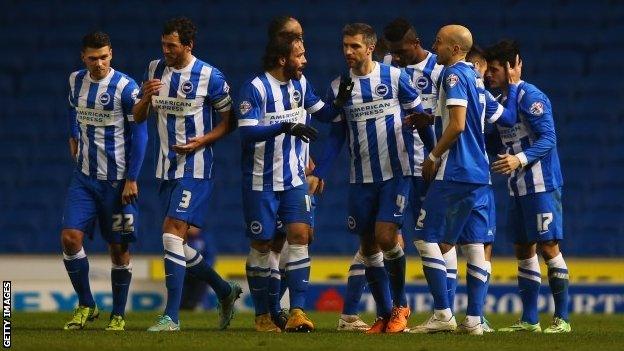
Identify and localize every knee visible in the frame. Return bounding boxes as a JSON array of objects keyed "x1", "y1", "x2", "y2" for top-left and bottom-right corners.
[
  {"x1": 110, "y1": 244, "x2": 130, "y2": 266},
  {"x1": 514, "y1": 244, "x2": 536, "y2": 260},
  {"x1": 539, "y1": 241, "x2": 560, "y2": 260},
  {"x1": 251, "y1": 240, "x2": 272, "y2": 253},
  {"x1": 61, "y1": 229, "x2": 83, "y2": 253},
  {"x1": 163, "y1": 217, "x2": 189, "y2": 237},
  {"x1": 286, "y1": 224, "x2": 309, "y2": 245},
  {"x1": 374, "y1": 224, "x2": 398, "y2": 250}
]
